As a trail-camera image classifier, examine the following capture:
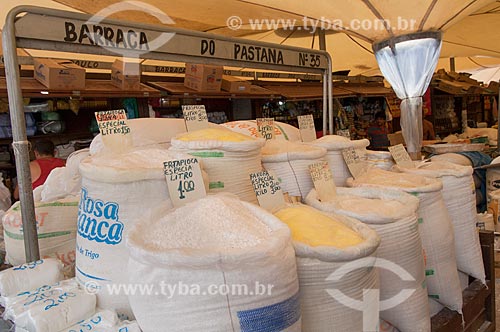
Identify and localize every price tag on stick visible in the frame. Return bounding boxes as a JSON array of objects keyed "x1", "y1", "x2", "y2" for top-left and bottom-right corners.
[
  {"x1": 388, "y1": 144, "x2": 415, "y2": 168},
  {"x1": 250, "y1": 170, "x2": 286, "y2": 213},
  {"x1": 164, "y1": 158, "x2": 206, "y2": 207},
  {"x1": 95, "y1": 109, "x2": 132, "y2": 154},
  {"x1": 256, "y1": 118, "x2": 275, "y2": 140},
  {"x1": 342, "y1": 147, "x2": 368, "y2": 179},
  {"x1": 309, "y1": 161, "x2": 337, "y2": 202},
  {"x1": 182, "y1": 105, "x2": 209, "y2": 132},
  {"x1": 297, "y1": 114, "x2": 316, "y2": 142}
]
